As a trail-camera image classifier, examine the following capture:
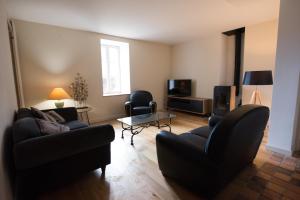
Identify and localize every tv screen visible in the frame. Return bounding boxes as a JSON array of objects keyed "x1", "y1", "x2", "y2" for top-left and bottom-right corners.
[{"x1": 168, "y1": 79, "x2": 192, "y2": 97}]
